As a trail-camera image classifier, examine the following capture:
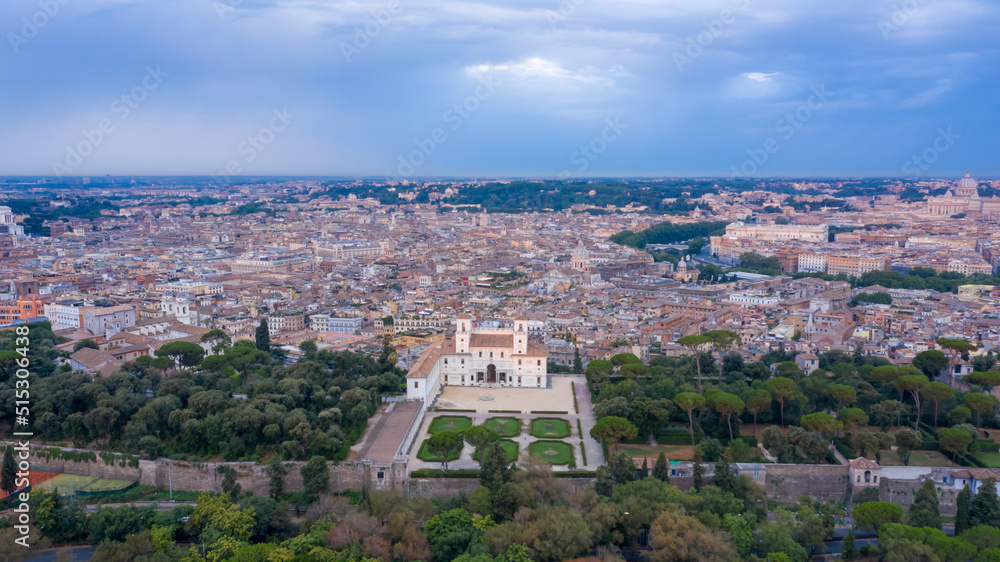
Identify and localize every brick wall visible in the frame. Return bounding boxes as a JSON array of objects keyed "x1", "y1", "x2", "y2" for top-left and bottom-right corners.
[
  {"x1": 14, "y1": 441, "x2": 963, "y2": 509},
  {"x1": 880, "y1": 478, "x2": 963, "y2": 517},
  {"x1": 764, "y1": 464, "x2": 852, "y2": 503}
]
